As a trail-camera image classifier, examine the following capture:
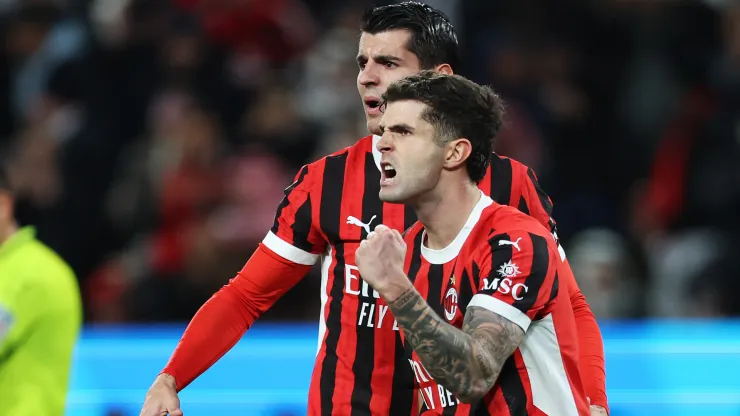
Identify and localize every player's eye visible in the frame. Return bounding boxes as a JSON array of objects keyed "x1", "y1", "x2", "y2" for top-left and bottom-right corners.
[{"x1": 384, "y1": 61, "x2": 396, "y2": 68}]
